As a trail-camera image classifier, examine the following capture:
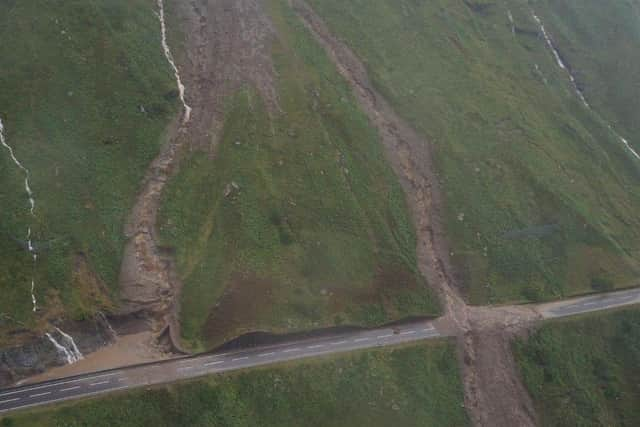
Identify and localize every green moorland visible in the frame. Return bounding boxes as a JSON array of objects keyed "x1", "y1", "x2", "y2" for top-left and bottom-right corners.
[
  {"x1": 535, "y1": 0, "x2": 640, "y2": 154},
  {"x1": 307, "y1": 0, "x2": 640, "y2": 304},
  {"x1": 514, "y1": 308, "x2": 640, "y2": 426},
  {"x1": 4, "y1": 341, "x2": 469, "y2": 427},
  {"x1": 0, "y1": 0, "x2": 177, "y2": 341},
  {"x1": 158, "y1": 0, "x2": 438, "y2": 350}
]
